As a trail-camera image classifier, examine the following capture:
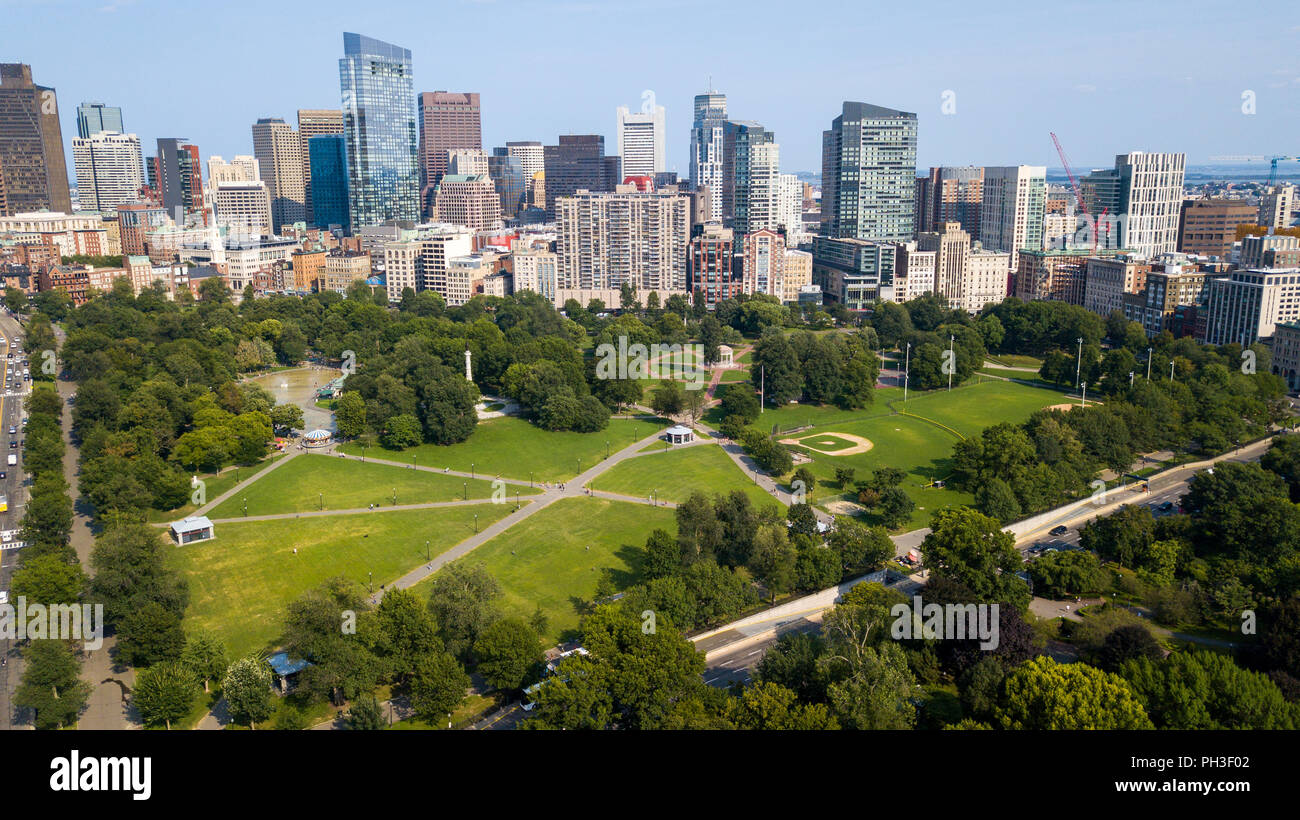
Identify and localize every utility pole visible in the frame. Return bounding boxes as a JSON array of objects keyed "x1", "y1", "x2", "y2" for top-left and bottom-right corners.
[
  {"x1": 1081, "y1": 381, "x2": 1087, "y2": 408},
  {"x1": 759, "y1": 364, "x2": 765, "y2": 412},
  {"x1": 1146, "y1": 347, "x2": 1152, "y2": 380},
  {"x1": 947, "y1": 334, "x2": 954, "y2": 391},
  {"x1": 904, "y1": 342, "x2": 911, "y2": 403},
  {"x1": 1170, "y1": 360, "x2": 1175, "y2": 381},
  {"x1": 1075, "y1": 337, "x2": 1083, "y2": 390}
]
